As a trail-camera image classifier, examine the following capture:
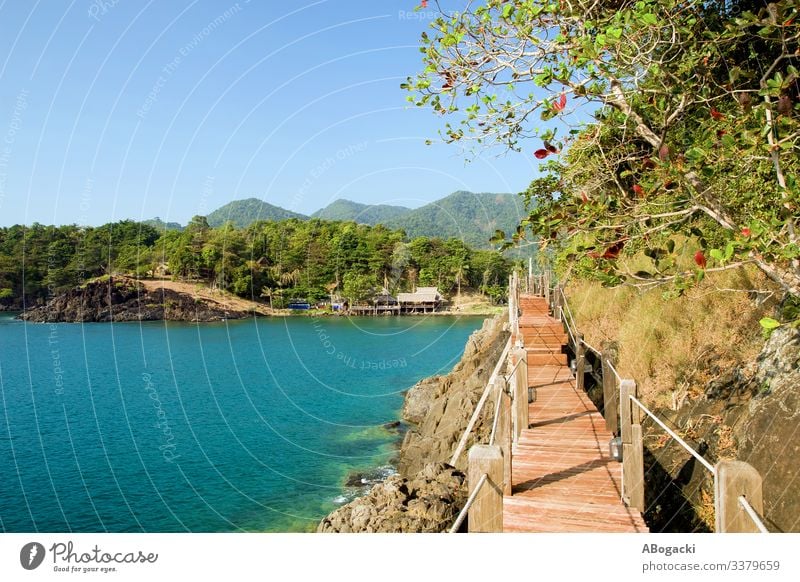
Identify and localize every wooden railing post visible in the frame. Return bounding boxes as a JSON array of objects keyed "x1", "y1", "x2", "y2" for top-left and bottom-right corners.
[
  {"x1": 575, "y1": 332, "x2": 586, "y2": 393},
  {"x1": 552, "y1": 285, "x2": 561, "y2": 320},
  {"x1": 468, "y1": 445, "x2": 504, "y2": 532},
  {"x1": 494, "y1": 380, "x2": 513, "y2": 496},
  {"x1": 715, "y1": 461, "x2": 764, "y2": 532},
  {"x1": 510, "y1": 347, "x2": 529, "y2": 443},
  {"x1": 601, "y1": 354, "x2": 619, "y2": 435},
  {"x1": 620, "y1": 379, "x2": 645, "y2": 511}
]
